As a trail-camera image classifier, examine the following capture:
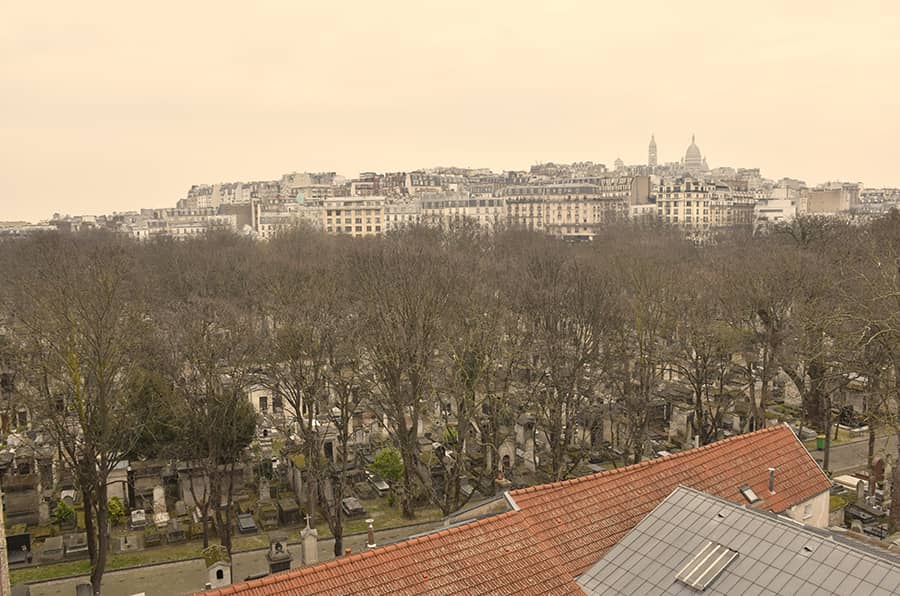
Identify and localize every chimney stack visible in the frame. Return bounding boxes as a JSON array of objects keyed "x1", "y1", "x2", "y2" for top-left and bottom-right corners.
[
  {"x1": 366, "y1": 518, "x2": 376, "y2": 549},
  {"x1": 768, "y1": 468, "x2": 776, "y2": 493}
]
